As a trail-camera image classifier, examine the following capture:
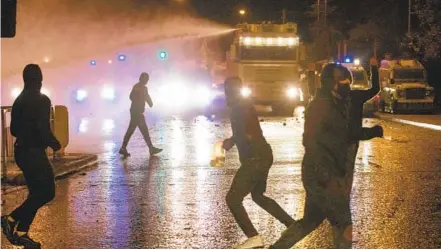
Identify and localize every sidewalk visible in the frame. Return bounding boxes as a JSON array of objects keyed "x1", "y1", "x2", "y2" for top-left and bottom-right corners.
[{"x1": 1, "y1": 153, "x2": 98, "y2": 194}]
